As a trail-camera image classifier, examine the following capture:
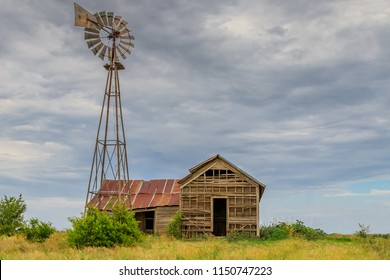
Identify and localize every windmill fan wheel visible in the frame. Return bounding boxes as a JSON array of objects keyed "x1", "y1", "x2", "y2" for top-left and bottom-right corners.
[{"x1": 84, "y1": 11, "x2": 134, "y2": 61}]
